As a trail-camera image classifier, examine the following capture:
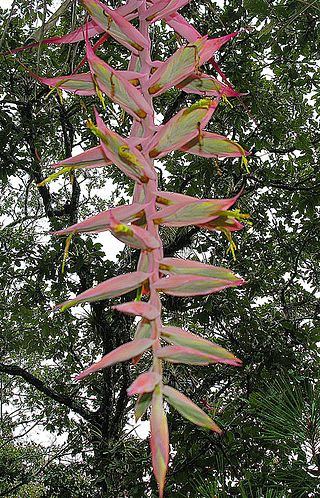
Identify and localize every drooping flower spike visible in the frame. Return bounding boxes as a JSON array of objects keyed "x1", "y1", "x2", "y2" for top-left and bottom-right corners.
[{"x1": 7, "y1": 1, "x2": 250, "y2": 496}]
